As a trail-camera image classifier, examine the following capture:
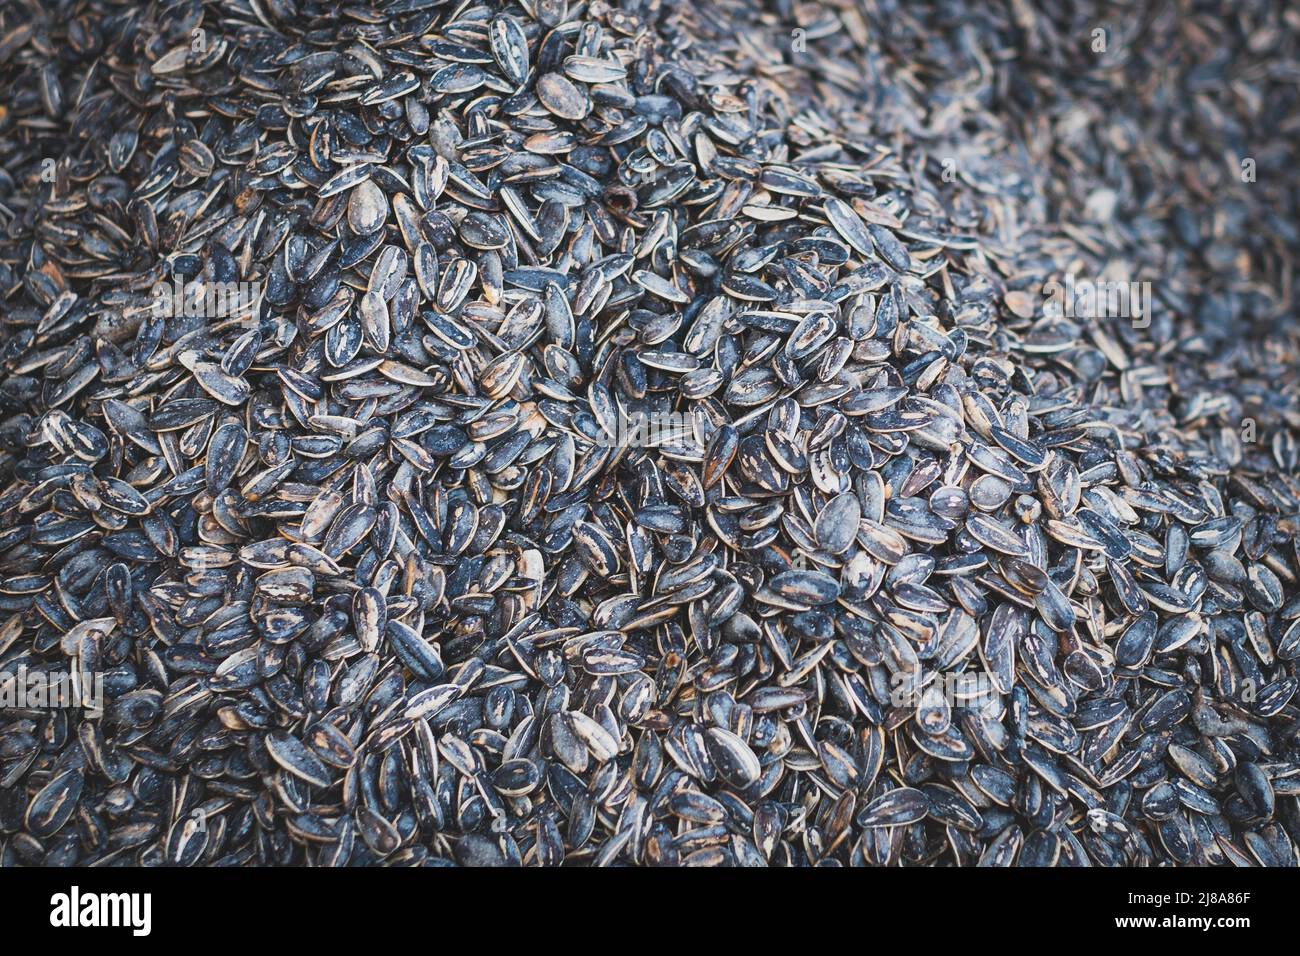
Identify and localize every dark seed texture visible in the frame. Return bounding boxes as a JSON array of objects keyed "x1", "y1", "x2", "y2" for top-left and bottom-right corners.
[{"x1": 0, "y1": 0, "x2": 1297, "y2": 870}]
